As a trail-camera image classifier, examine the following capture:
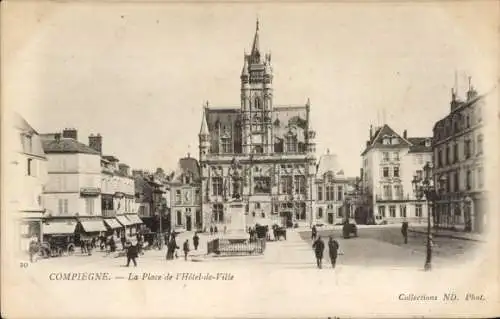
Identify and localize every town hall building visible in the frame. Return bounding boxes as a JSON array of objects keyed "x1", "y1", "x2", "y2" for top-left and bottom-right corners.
[{"x1": 198, "y1": 21, "x2": 317, "y2": 229}]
